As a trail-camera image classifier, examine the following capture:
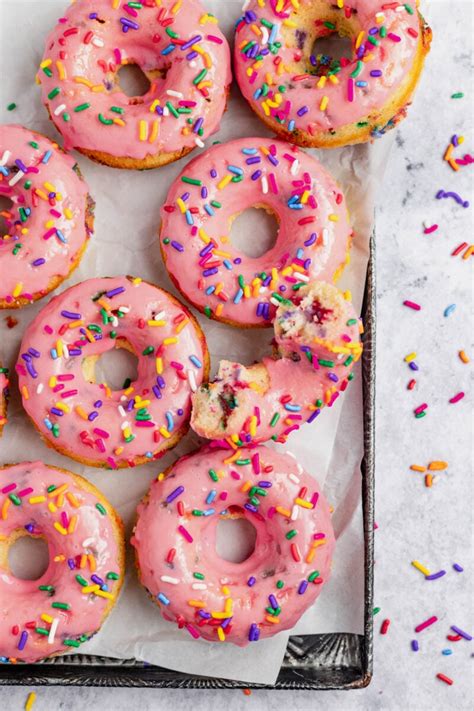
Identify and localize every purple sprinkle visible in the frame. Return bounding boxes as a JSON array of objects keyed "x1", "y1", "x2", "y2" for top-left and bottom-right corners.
[
  {"x1": 409, "y1": 362, "x2": 419, "y2": 371},
  {"x1": 244, "y1": 503, "x2": 257, "y2": 513},
  {"x1": 199, "y1": 610, "x2": 211, "y2": 619},
  {"x1": 18, "y1": 631, "x2": 28, "y2": 650},
  {"x1": 234, "y1": 257, "x2": 242, "y2": 265},
  {"x1": 171, "y1": 240, "x2": 184, "y2": 252},
  {"x1": 203, "y1": 267, "x2": 218, "y2": 277},
  {"x1": 453, "y1": 563, "x2": 464, "y2": 572},
  {"x1": 246, "y1": 156, "x2": 261, "y2": 165},
  {"x1": 32, "y1": 258, "x2": 46, "y2": 267},
  {"x1": 88, "y1": 411, "x2": 99, "y2": 421},
  {"x1": 61, "y1": 310, "x2": 81, "y2": 320},
  {"x1": 177, "y1": 408, "x2": 183, "y2": 416},
  {"x1": 221, "y1": 616, "x2": 232, "y2": 629},
  {"x1": 297, "y1": 106, "x2": 309, "y2": 117},
  {"x1": 91, "y1": 574, "x2": 104, "y2": 586},
  {"x1": 425, "y1": 570, "x2": 446, "y2": 580},
  {"x1": 166, "y1": 485, "x2": 185, "y2": 504},
  {"x1": 247, "y1": 576, "x2": 256, "y2": 587},
  {"x1": 186, "y1": 50, "x2": 198, "y2": 60},
  {"x1": 307, "y1": 408, "x2": 321, "y2": 424},
  {"x1": 328, "y1": 373, "x2": 339, "y2": 383},
  {"x1": 120, "y1": 17, "x2": 139, "y2": 30},
  {"x1": 411, "y1": 639, "x2": 419, "y2": 652},
  {"x1": 450, "y1": 625, "x2": 472, "y2": 641},
  {"x1": 257, "y1": 481, "x2": 272, "y2": 488},
  {"x1": 152, "y1": 385, "x2": 162, "y2": 399},
  {"x1": 251, "y1": 170, "x2": 262, "y2": 181},
  {"x1": 28, "y1": 348, "x2": 40, "y2": 358},
  {"x1": 105, "y1": 286, "x2": 126, "y2": 298},
  {"x1": 181, "y1": 35, "x2": 202, "y2": 51},
  {"x1": 157, "y1": 376, "x2": 166, "y2": 389},
  {"x1": 249, "y1": 623, "x2": 259, "y2": 641},
  {"x1": 298, "y1": 580, "x2": 308, "y2": 594},
  {"x1": 200, "y1": 186, "x2": 208, "y2": 199},
  {"x1": 268, "y1": 594, "x2": 278, "y2": 609},
  {"x1": 370, "y1": 69, "x2": 383, "y2": 77},
  {"x1": 94, "y1": 400, "x2": 103, "y2": 408},
  {"x1": 67, "y1": 558, "x2": 76, "y2": 570},
  {"x1": 304, "y1": 233, "x2": 317, "y2": 247},
  {"x1": 50, "y1": 407, "x2": 64, "y2": 416}
]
